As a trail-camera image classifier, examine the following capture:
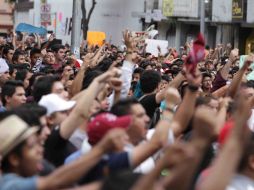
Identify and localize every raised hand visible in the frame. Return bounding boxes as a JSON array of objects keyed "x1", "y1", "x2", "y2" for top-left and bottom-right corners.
[
  {"x1": 184, "y1": 67, "x2": 202, "y2": 87},
  {"x1": 229, "y1": 48, "x2": 239, "y2": 63},
  {"x1": 97, "y1": 128, "x2": 129, "y2": 153},
  {"x1": 123, "y1": 30, "x2": 136, "y2": 51}
]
